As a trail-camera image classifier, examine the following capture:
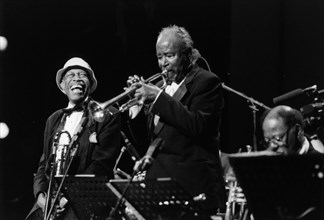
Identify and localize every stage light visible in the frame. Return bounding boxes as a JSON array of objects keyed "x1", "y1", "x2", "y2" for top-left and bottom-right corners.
[
  {"x1": 0, "y1": 36, "x2": 8, "y2": 51},
  {"x1": 0, "y1": 122, "x2": 9, "y2": 139}
]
